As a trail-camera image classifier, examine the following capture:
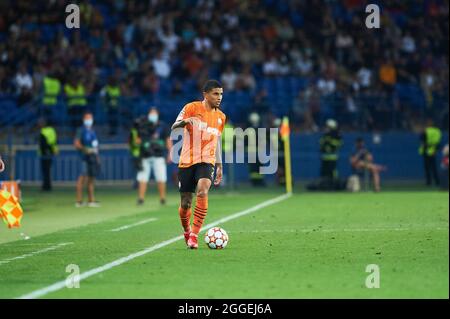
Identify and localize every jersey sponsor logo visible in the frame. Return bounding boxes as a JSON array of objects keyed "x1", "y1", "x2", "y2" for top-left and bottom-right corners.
[{"x1": 197, "y1": 121, "x2": 220, "y2": 136}]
